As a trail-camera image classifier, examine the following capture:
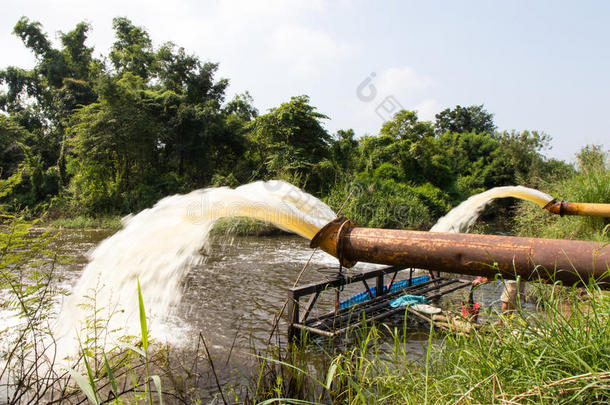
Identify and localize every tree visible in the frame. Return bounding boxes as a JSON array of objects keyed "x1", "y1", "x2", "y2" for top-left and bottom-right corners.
[
  {"x1": 152, "y1": 42, "x2": 231, "y2": 181},
  {"x1": 64, "y1": 19, "x2": 237, "y2": 211},
  {"x1": 0, "y1": 18, "x2": 101, "y2": 194},
  {"x1": 490, "y1": 130, "x2": 552, "y2": 185},
  {"x1": 0, "y1": 116, "x2": 29, "y2": 178},
  {"x1": 437, "y1": 131, "x2": 503, "y2": 193},
  {"x1": 7, "y1": 18, "x2": 98, "y2": 116},
  {"x1": 67, "y1": 73, "x2": 162, "y2": 212},
  {"x1": 380, "y1": 110, "x2": 434, "y2": 141},
  {"x1": 331, "y1": 129, "x2": 359, "y2": 172},
  {"x1": 223, "y1": 92, "x2": 258, "y2": 121},
  {"x1": 0, "y1": 15, "x2": 573, "y2": 228},
  {"x1": 109, "y1": 17, "x2": 155, "y2": 79},
  {"x1": 435, "y1": 104, "x2": 496, "y2": 135},
  {"x1": 576, "y1": 144, "x2": 607, "y2": 173},
  {"x1": 358, "y1": 110, "x2": 453, "y2": 189},
  {"x1": 248, "y1": 95, "x2": 332, "y2": 191}
]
